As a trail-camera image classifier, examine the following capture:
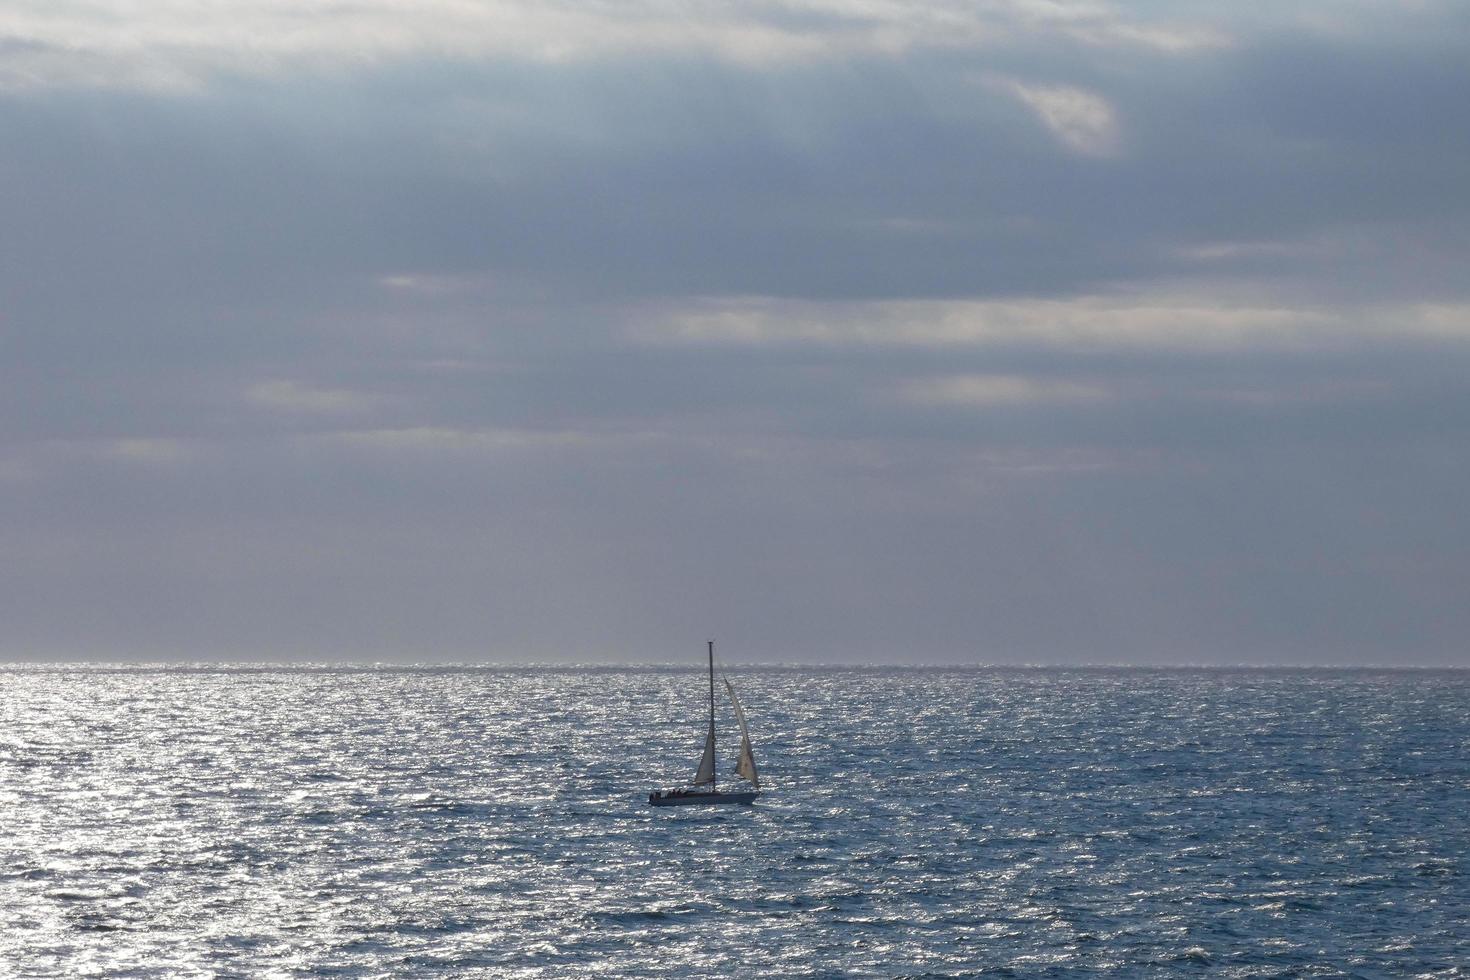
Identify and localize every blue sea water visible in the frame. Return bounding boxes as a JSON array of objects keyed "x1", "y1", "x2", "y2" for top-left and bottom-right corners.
[{"x1": 1, "y1": 665, "x2": 1466, "y2": 978}]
